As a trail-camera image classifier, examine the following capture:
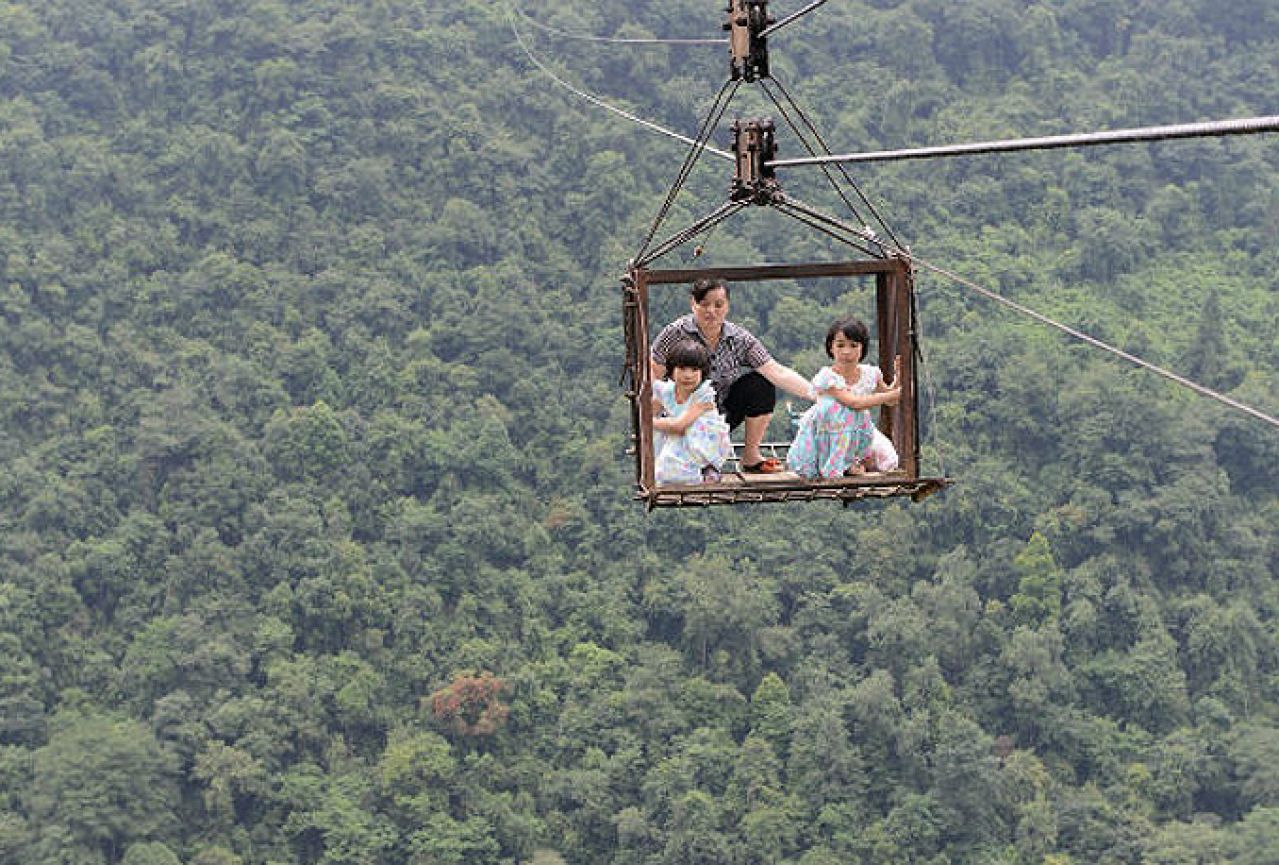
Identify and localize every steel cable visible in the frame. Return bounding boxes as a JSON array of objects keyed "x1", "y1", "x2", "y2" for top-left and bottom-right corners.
[
  {"x1": 913, "y1": 256, "x2": 1279, "y2": 431},
  {"x1": 510, "y1": 12, "x2": 734, "y2": 161},
  {"x1": 511, "y1": 4, "x2": 726, "y2": 45},
  {"x1": 772, "y1": 115, "x2": 1279, "y2": 167}
]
